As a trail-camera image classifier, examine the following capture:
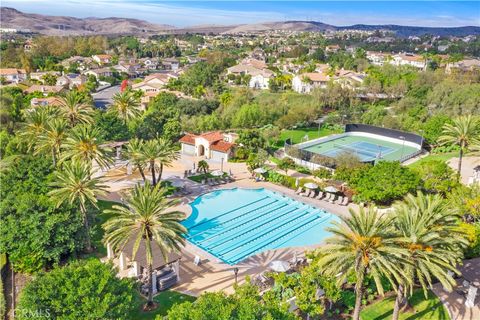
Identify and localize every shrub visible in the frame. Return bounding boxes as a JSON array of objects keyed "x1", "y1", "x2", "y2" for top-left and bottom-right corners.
[
  {"x1": 17, "y1": 259, "x2": 135, "y2": 320},
  {"x1": 312, "y1": 168, "x2": 333, "y2": 179},
  {"x1": 340, "y1": 290, "x2": 356, "y2": 311},
  {"x1": 460, "y1": 222, "x2": 480, "y2": 259}
]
